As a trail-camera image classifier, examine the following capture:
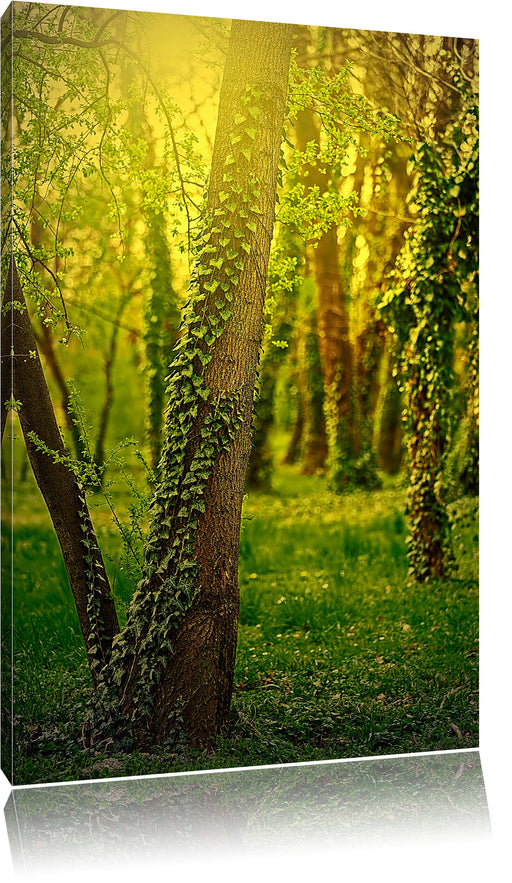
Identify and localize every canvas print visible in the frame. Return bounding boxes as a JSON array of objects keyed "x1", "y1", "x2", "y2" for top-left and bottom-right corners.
[{"x1": 1, "y1": 3, "x2": 479, "y2": 786}]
